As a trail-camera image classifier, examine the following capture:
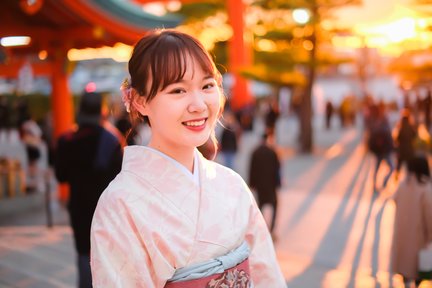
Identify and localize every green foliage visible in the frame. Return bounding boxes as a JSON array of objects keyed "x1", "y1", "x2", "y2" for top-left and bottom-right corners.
[
  {"x1": 211, "y1": 41, "x2": 228, "y2": 74},
  {"x1": 177, "y1": 1, "x2": 225, "y2": 22},
  {"x1": 240, "y1": 65, "x2": 306, "y2": 86},
  {"x1": 257, "y1": 30, "x2": 295, "y2": 41}
]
